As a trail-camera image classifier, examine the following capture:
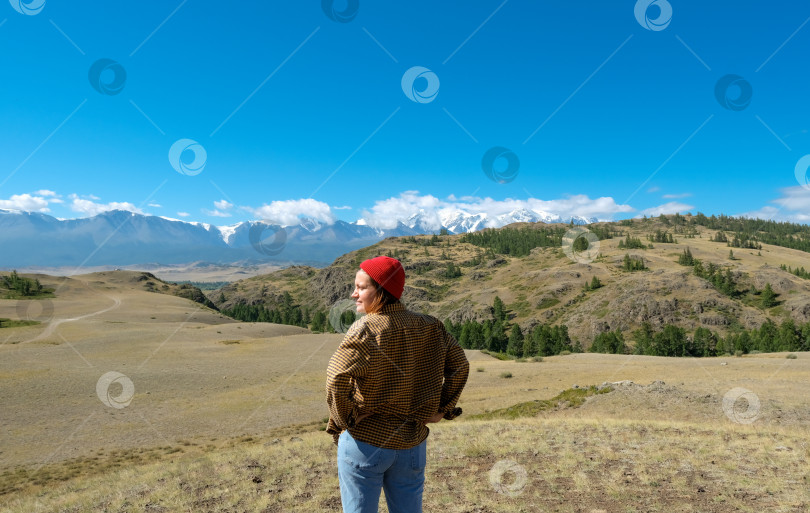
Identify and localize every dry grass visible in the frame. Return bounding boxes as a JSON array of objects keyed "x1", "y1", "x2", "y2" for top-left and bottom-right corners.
[
  {"x1": 2, "y1": 416, "x2": 807, "y2": 513},
  {"x1": 0, "y1": 272, "x2": 320, "y2": 472},
  {"x1": 458, "y1": 351, "x2": 810, "y2": 424}
]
